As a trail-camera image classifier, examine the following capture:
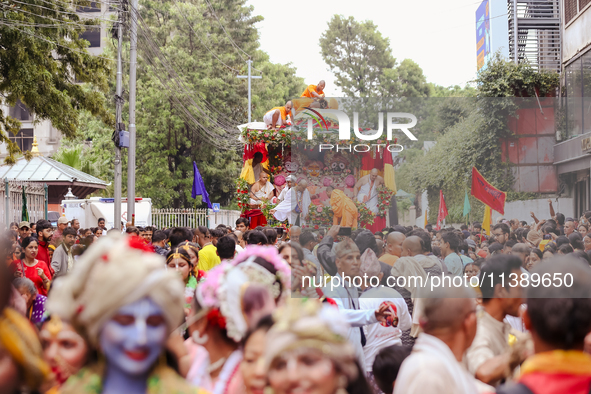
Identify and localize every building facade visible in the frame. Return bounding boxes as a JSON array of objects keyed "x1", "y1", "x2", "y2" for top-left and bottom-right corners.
[
  {"x1": 554, "y1": 0, "x2": 591, "y2": 217},
  {"x1": 0, "y1": 1, "x2": 115, "y2": 158}
]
